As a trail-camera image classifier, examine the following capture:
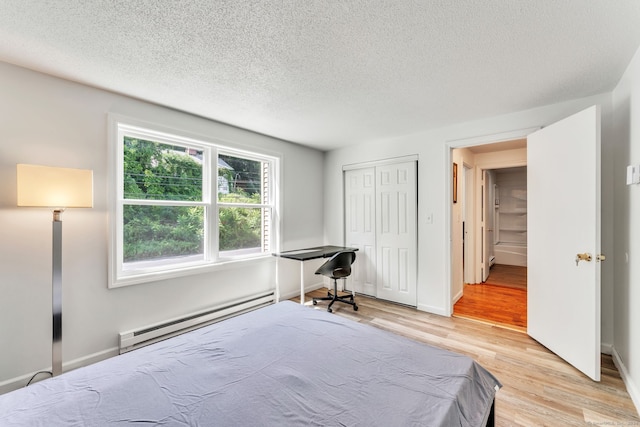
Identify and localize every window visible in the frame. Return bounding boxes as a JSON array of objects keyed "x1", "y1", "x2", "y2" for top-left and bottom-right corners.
[
  {"x1": 217, "y1": 153, "x2": 272, "y2": 257},
  {"x1": 109, "y1": 118, "x2": 278, "y2": 287}
]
